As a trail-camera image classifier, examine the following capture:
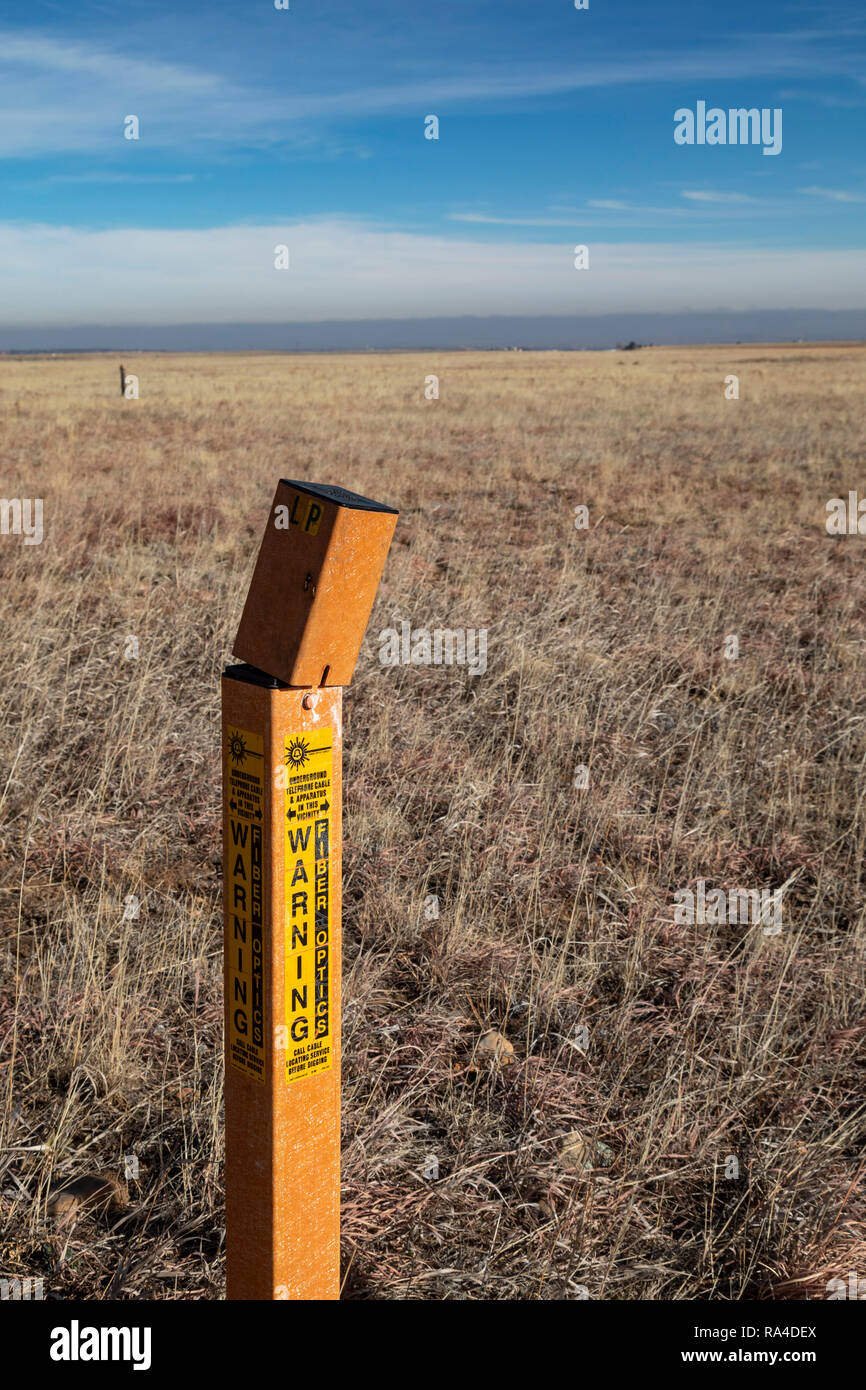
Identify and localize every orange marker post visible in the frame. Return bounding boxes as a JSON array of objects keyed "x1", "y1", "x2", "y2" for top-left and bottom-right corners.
[{"x1": 223, "y1": 482, "x2": 398, "y2": 1301}]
